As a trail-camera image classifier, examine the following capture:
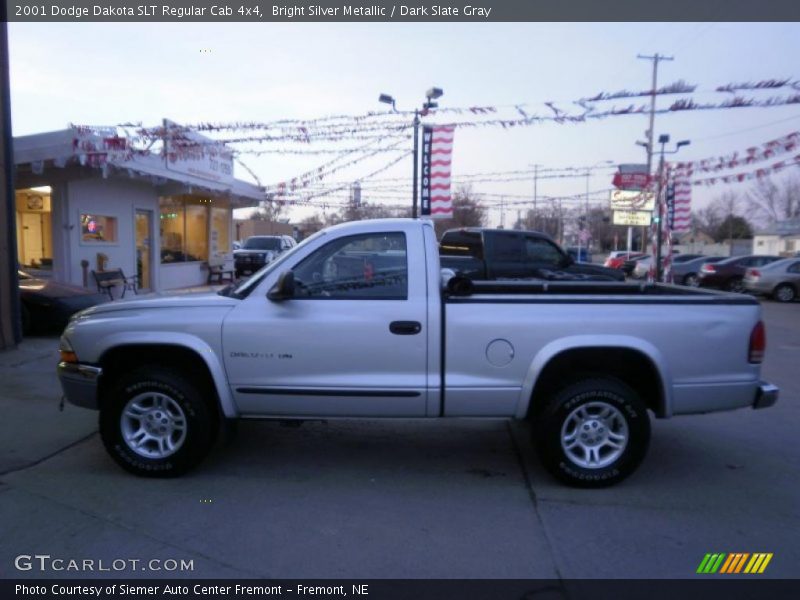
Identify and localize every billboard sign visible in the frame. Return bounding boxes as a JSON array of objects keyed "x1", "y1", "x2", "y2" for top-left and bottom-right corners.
[
  {"x1": 610, "y1": 189, "x2": 656, "y2": 212},
  {"x1": 613, "y1": 210, "x2": 652, "y2": 227},
  {"x1": 612, "y1": 164, "x2": 651, "y2": 191}
]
